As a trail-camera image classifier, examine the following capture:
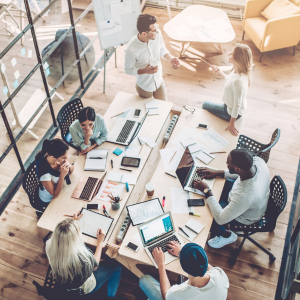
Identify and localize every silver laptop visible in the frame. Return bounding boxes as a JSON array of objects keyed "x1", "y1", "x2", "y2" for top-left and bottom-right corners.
[
  {"x1": 107, "y1": 111, "x2": 148, "y2": 146},
  {"x1": 176, "y1": 146, "x2": 213, "y2": 195},
  {"x1": 138, "y1": 212, "x2": 184, "y2": 268}
]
